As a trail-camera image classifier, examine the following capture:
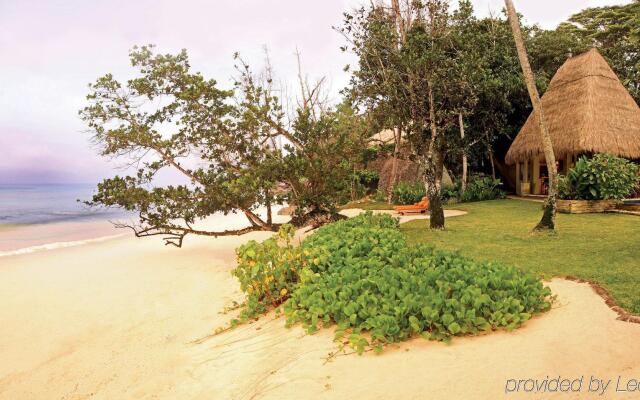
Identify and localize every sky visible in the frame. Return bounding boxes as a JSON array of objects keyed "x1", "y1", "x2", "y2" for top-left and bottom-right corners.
[{"x1": 0, "y1": 0, "x2": 632, "y2": 184}]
